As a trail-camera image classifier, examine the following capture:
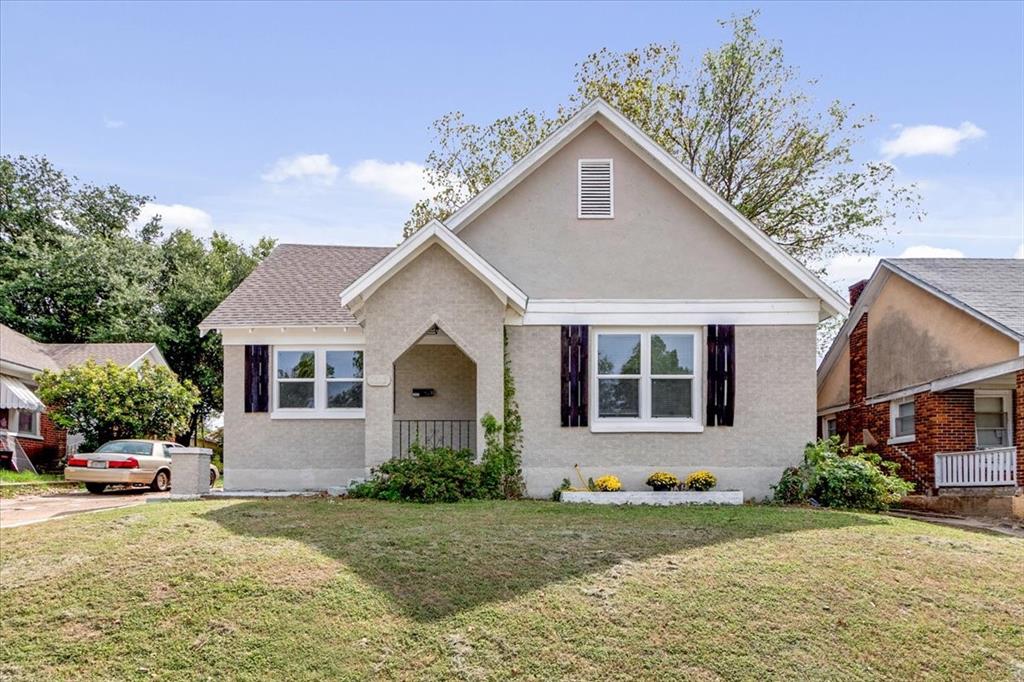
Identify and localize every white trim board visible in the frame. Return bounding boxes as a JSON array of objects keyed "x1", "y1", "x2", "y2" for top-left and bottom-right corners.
[
  {"x1": 339, "y1": 221, "x2": 528, "y2": 316},
  {"x1": 219, "y1": 327, "x2": 364, "y2": 346},
  {"x1": 521, "y1": 298, "x2": 819, "y2": 326},
  {"x1": 443, "y1": 99, "x2": 848, "y2": 319}
]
